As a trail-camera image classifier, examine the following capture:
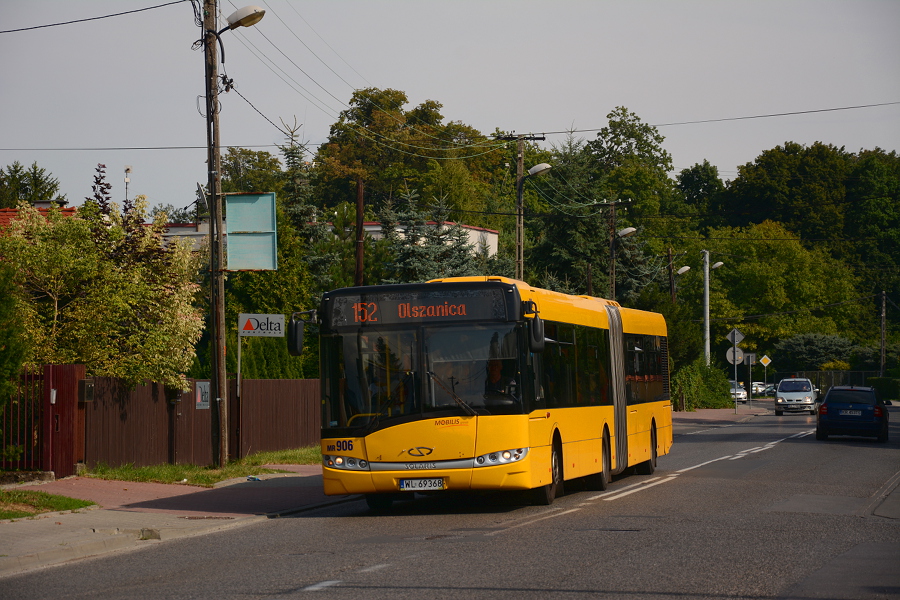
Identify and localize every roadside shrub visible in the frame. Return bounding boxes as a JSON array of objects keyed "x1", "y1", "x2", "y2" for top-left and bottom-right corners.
[
  {"x1": 672, "y1": 358, "x2": 732, "y2": 410},
  {"x1": 866, "y1": 377, "x2": 900, "y2": 400}
]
